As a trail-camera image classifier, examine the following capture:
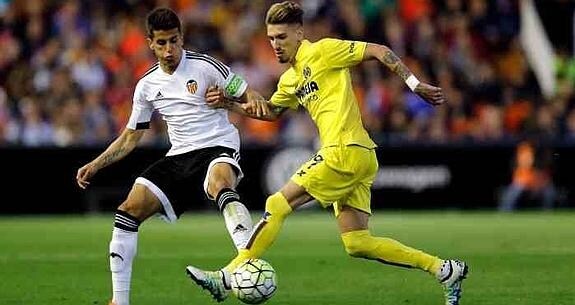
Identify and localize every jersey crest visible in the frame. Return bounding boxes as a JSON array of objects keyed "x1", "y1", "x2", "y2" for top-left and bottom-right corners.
[
  {"x1": 303, "y1": 66, "x2": 311, "y2": 79},
  {"x1": 186, "y1": 79, "x2": 198, "y2": 94}
]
